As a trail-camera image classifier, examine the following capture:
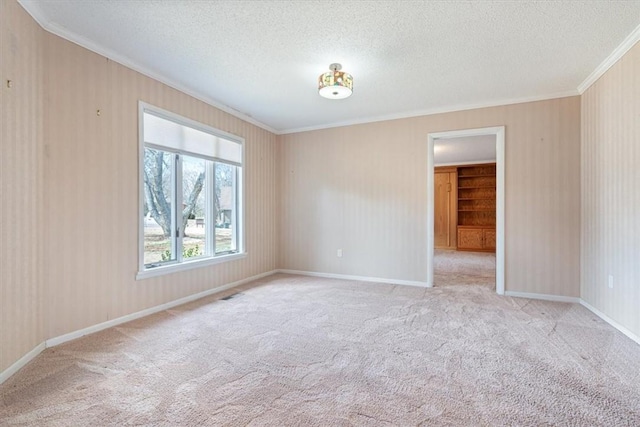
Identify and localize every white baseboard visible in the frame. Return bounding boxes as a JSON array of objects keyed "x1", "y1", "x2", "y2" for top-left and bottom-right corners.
[
  {"x1": 1, "y1": 270, "x2": 277, "y2": 384},
  {"x1": 580, "y1": 299, "x2": 640, "y2": 346},
  {"x1": 505, "y1": 292, "x2": 640, "y2": 346},
  {"x1": 277, "y1": 269, "x2": 430, "y2": 288},
  {"x1": 504, "y1": 291, "x2": 580, "y2": 304},
  {"x1": 47, "y1": 270, "x2": 277, "y2": 347},
  {"x1": 5, "y1": 271, "x2": 637, "y2": 385},
  {"x1": 0, "y1": 342, "x2": 46, "y2": 385}
]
